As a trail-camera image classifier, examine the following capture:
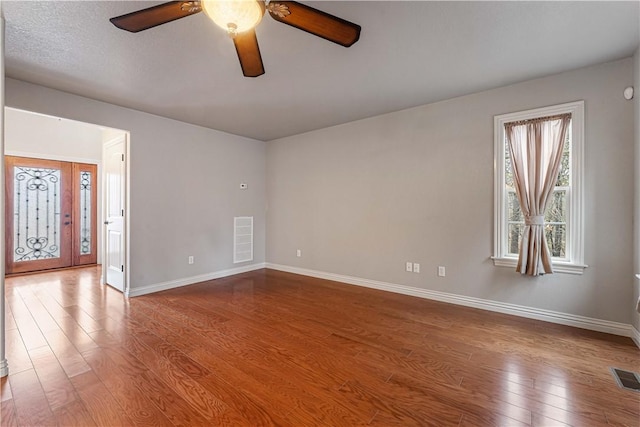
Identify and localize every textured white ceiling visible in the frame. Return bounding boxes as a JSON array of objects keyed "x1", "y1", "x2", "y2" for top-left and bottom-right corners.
[{"x1": 3, "y1": 1, "x2": 639, "y2": 141}]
